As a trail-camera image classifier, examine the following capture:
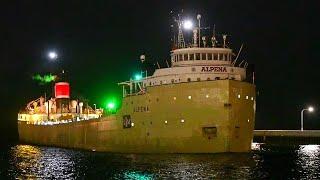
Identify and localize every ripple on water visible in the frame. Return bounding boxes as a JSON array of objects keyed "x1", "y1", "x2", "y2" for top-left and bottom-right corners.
[{"x1": 0, "y1": 144, "x2": 320, "y2": 179}]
